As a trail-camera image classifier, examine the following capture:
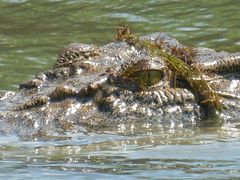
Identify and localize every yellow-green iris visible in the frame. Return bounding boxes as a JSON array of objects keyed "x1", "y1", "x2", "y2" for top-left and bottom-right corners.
[{"x1": 121, "y1": 59, "x2": 166, "y2": 88}]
